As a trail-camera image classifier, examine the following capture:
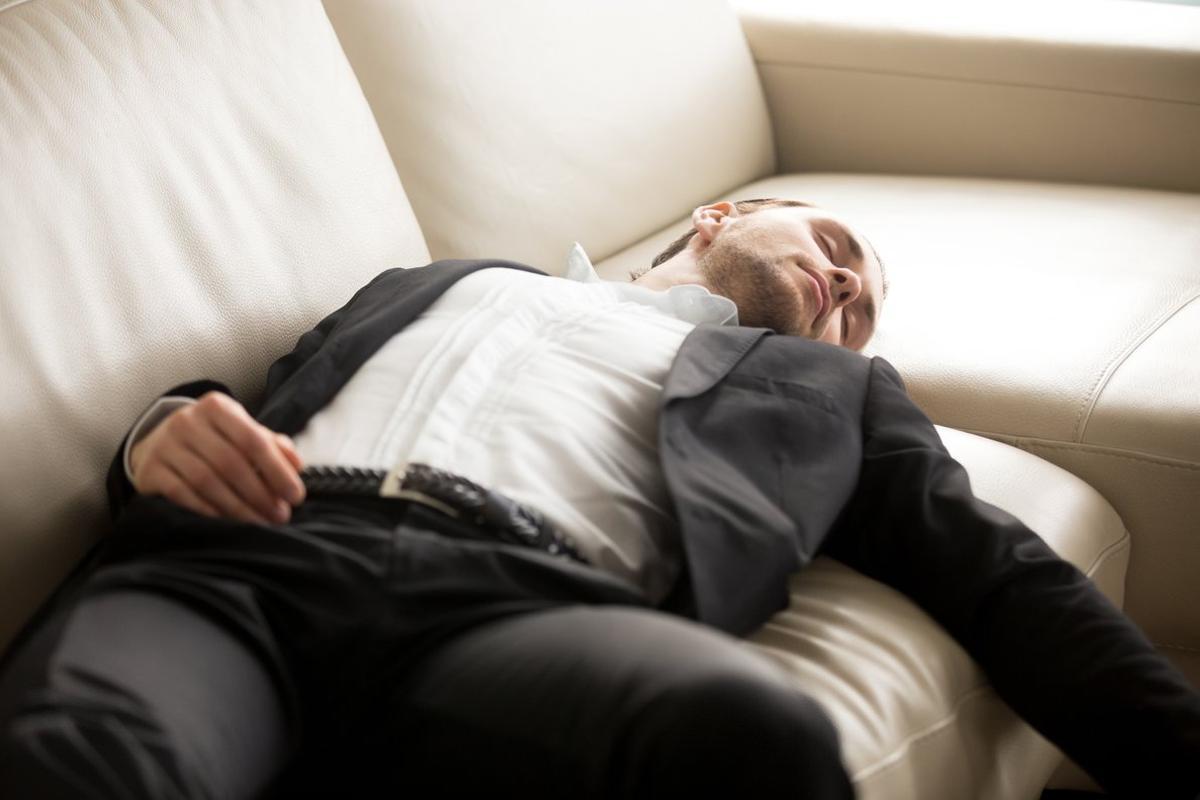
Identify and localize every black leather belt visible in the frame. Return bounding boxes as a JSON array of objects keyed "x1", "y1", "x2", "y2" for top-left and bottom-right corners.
[{"x1": 299, "y1": 464, "x2": 588, "y2": 565}]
